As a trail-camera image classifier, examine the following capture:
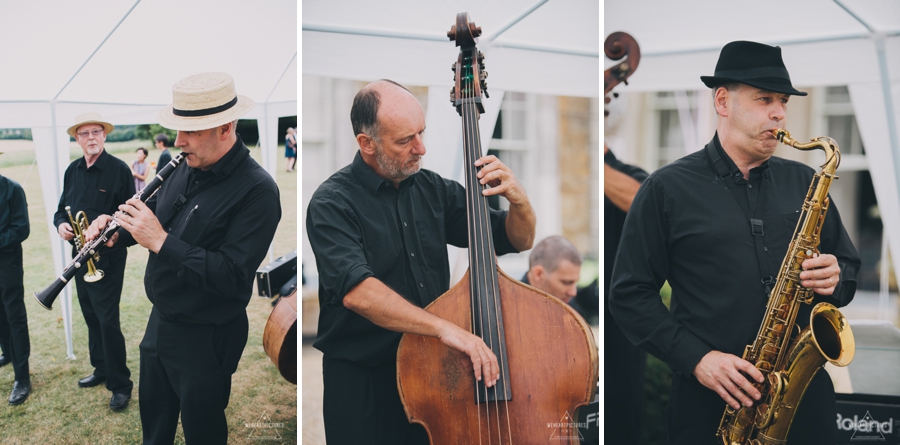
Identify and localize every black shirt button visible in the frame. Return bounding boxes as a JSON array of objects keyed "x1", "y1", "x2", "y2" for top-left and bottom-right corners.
[
  {"x1": 419, "y1": 283, "x2": 424, "y2": 288},
  {"x1": 410, "y1": 253, "x2": 415, "y2": 257},
  {"x1": 748, "y1": 184, "x2": 753, "y2": 189},
  {"x1": 403, "y1": 222, "x2": 407, "y2": 227}
]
